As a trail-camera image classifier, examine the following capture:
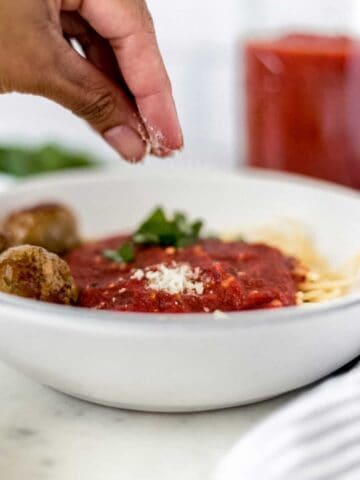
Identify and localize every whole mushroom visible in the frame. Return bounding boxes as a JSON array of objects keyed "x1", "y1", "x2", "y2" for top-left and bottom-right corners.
[
  {"x1": 0, "y1": 245, "x2": 78, "y2": 304},
  {"x1": 3, "y1": 203, "x2": 80, "y2": 254}
]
